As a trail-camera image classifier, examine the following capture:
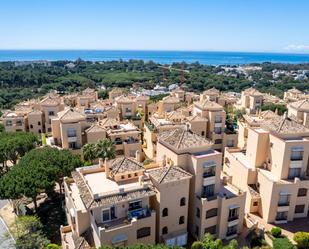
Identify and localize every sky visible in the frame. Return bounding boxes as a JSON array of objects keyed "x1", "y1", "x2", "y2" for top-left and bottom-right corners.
[{"x1": 0, "y1": 0, "x2": 309, "y2": 53}]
